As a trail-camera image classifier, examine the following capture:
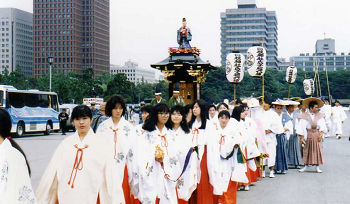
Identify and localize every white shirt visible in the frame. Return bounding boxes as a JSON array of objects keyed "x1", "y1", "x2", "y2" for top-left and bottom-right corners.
[{"x1": 332, "y1": 106, "x2": 347, "y2": 123}]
